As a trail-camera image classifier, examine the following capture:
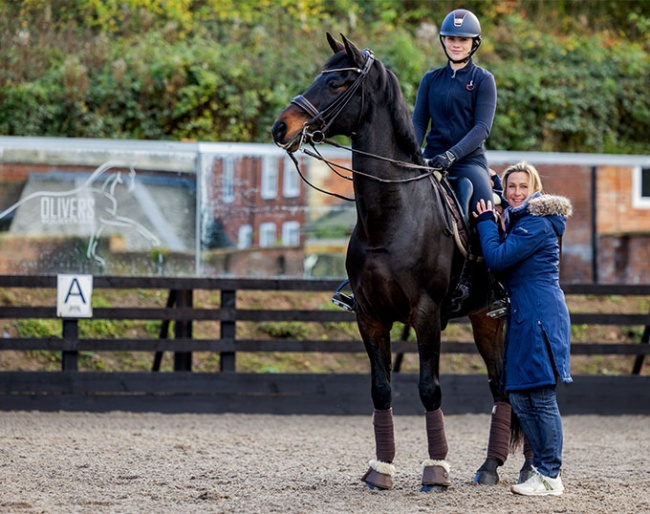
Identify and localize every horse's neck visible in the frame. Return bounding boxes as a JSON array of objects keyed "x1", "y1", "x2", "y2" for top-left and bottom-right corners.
[{"x1": 351, "y1": 149, "x2": 424, "y2": 240}]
